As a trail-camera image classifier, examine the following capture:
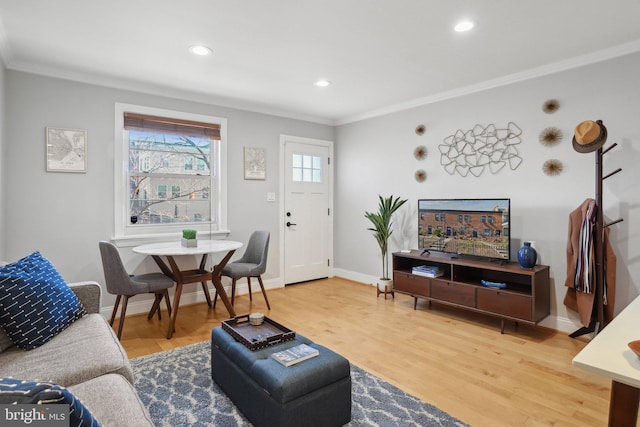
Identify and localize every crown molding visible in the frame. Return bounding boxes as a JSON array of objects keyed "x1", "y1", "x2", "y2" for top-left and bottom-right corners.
[
  {"x1": 3, "y1": 58, "x2": 336, "y2": 126},
  {"x1": 336, "y1": 39, "x2": 640, "y2": 126}
]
